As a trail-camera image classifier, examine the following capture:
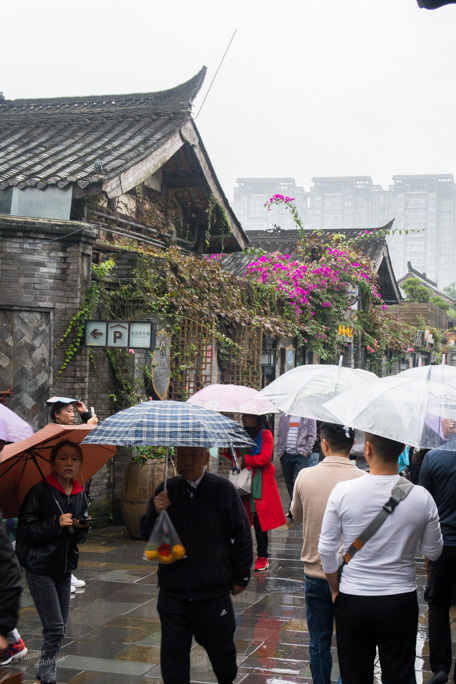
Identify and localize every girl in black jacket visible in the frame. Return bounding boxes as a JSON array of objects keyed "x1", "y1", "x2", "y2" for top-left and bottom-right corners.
[{"x1": 16, "y1": 440, "x2": 91, "y2": 684}]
